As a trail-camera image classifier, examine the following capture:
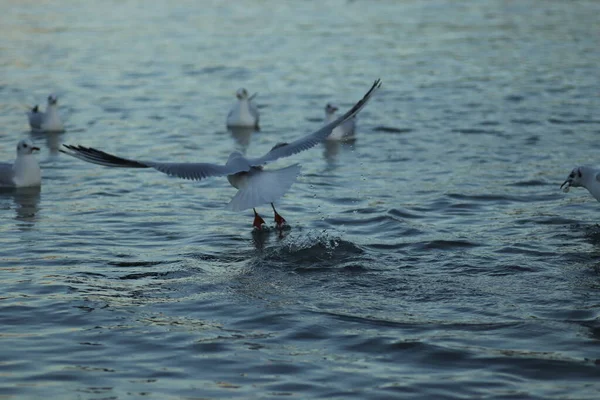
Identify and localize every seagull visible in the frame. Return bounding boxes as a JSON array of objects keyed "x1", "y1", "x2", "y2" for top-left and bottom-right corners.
[
  {"x1": 226, "y1": 88, "x2": 260, "y2": 130},
  {"x1": 0, "y1": 139, "x2": 41, "y2": 188},
  {"x1": 561, "y1": 166, "x2": 600, "y2": 201},
  {"x1": 26, "y1": 95, "x2": 64, "y2": 132},
  {"x1": 324, "y1": 103, "x2": 356, "y2": 141},
  {"x1": 26, "y1": 105, "x2": 43, "y2": 130},
  {"x1": 61, "y1": 79, "x2": 382, "y2": 229}
]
